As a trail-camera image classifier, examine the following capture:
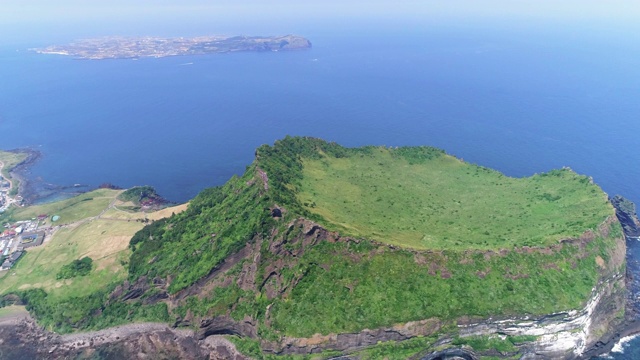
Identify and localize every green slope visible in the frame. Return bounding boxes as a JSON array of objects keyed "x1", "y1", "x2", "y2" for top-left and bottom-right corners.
[{"x1": 298, "y1": 145, "x2": 612, "y2": 250}]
